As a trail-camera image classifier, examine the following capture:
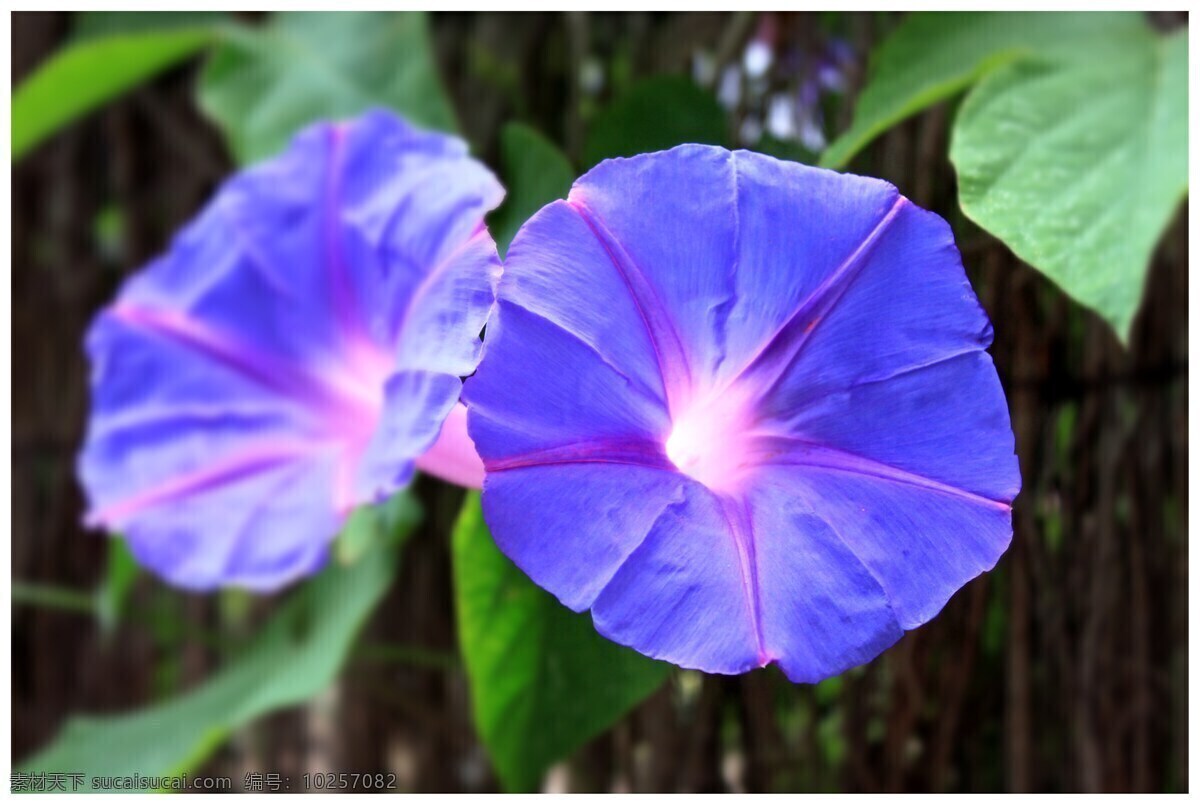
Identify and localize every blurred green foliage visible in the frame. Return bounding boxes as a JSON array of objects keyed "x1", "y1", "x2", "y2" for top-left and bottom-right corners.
[
  {"x1": 12, "y1": 26, "x2": 213, "y2": 160},
  {"x1": 198, "y1": 12, "x2": 456, "y2": 164},
  {"x1": 18, "y1": 494, "x2": 418, "y2": 790},
  {"x1": 72, "y1": 11, "x2": 228, "y2": 40},
  {"x1": 335, "y1": 484, "x2": 423, "y2": 565}
]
